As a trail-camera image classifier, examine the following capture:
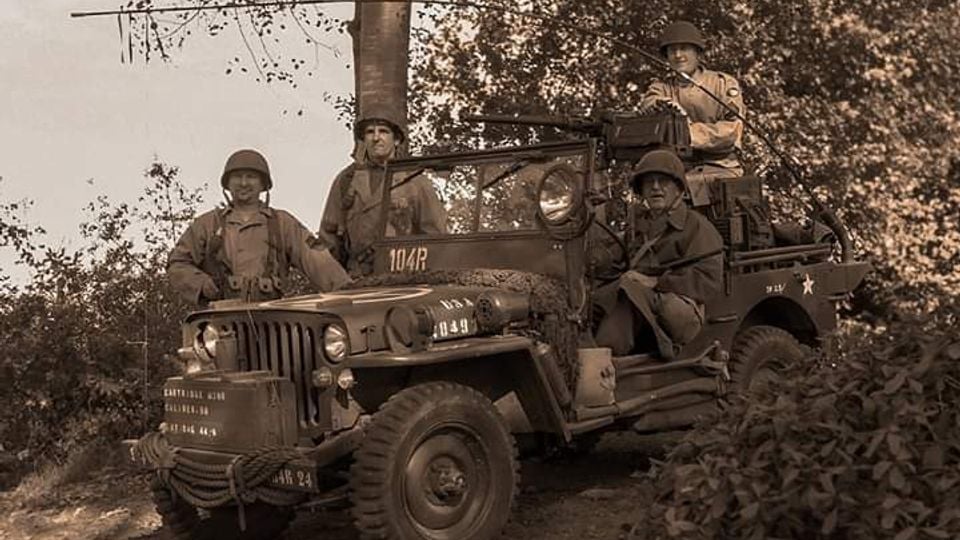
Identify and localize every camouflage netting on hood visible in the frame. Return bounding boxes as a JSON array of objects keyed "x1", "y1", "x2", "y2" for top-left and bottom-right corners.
[
  {"x1": 348, "y1": 269, "x2": 583, "y2": 385},
  {"x1": 628, "y1": 310, "x2": 960, "y2": 540}
]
